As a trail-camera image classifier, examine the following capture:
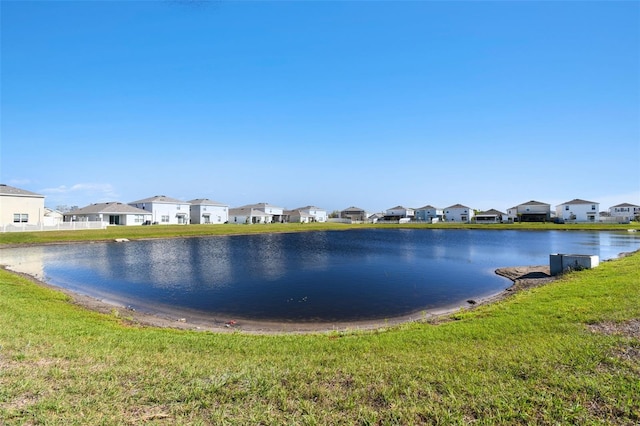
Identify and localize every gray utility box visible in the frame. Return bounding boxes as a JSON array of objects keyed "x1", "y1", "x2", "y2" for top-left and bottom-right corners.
[{"x1": 550, "y1": 254, "x2": 600, "y2": 276}]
